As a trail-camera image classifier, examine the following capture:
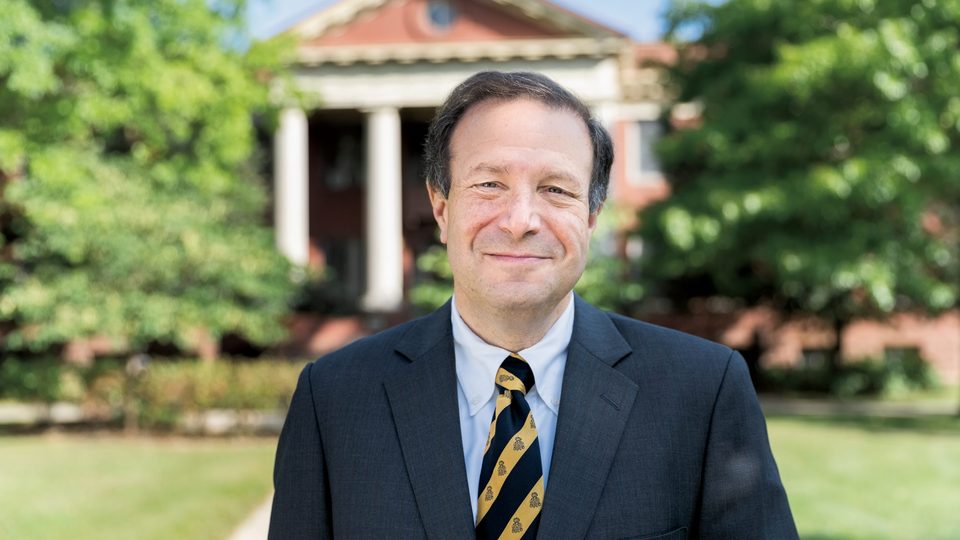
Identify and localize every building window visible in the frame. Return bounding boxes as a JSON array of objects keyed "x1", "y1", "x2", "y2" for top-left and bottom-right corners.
[
  {"x1": 799, "y1": 348, "x2": 830, "y2": 369},
  {"x1": 884, "y1": 346, "x2": 924, "y2": 376},
  {"x1": 626, "y1": 120, "x2": 663, "y2": 184},
  {"x1": 637, "y1": 121, "x2": 663, "y2": 174},
  {"x1": 425, "y1": 0, "x2": 457, "y2": 32}
]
